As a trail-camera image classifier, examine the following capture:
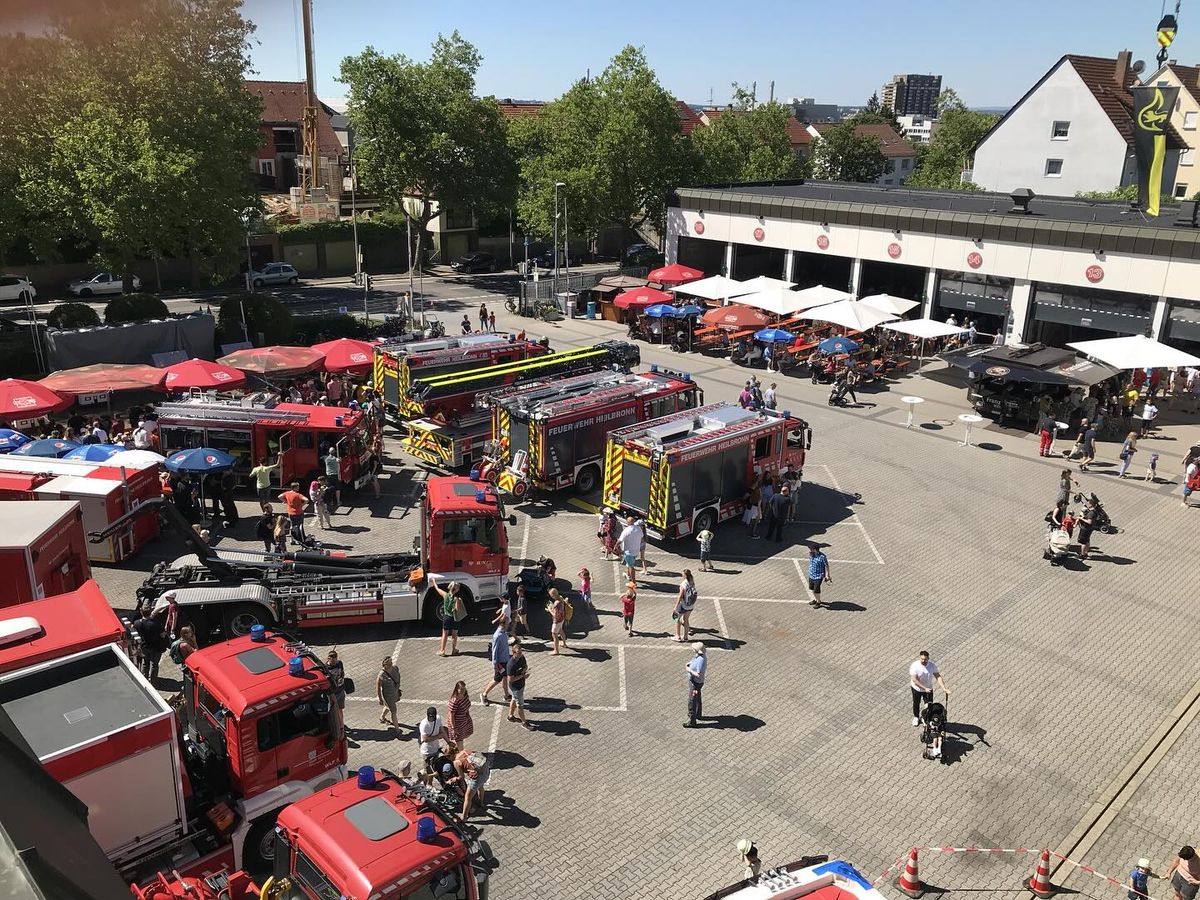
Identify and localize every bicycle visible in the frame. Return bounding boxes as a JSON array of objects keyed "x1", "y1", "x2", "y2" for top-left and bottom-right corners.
[
  {"x1": 504, "y1": 296, "x2": 519, "y2": 314},
  {"x1": 534, "y1": 300, "x2": 559, "y2": 321}
]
